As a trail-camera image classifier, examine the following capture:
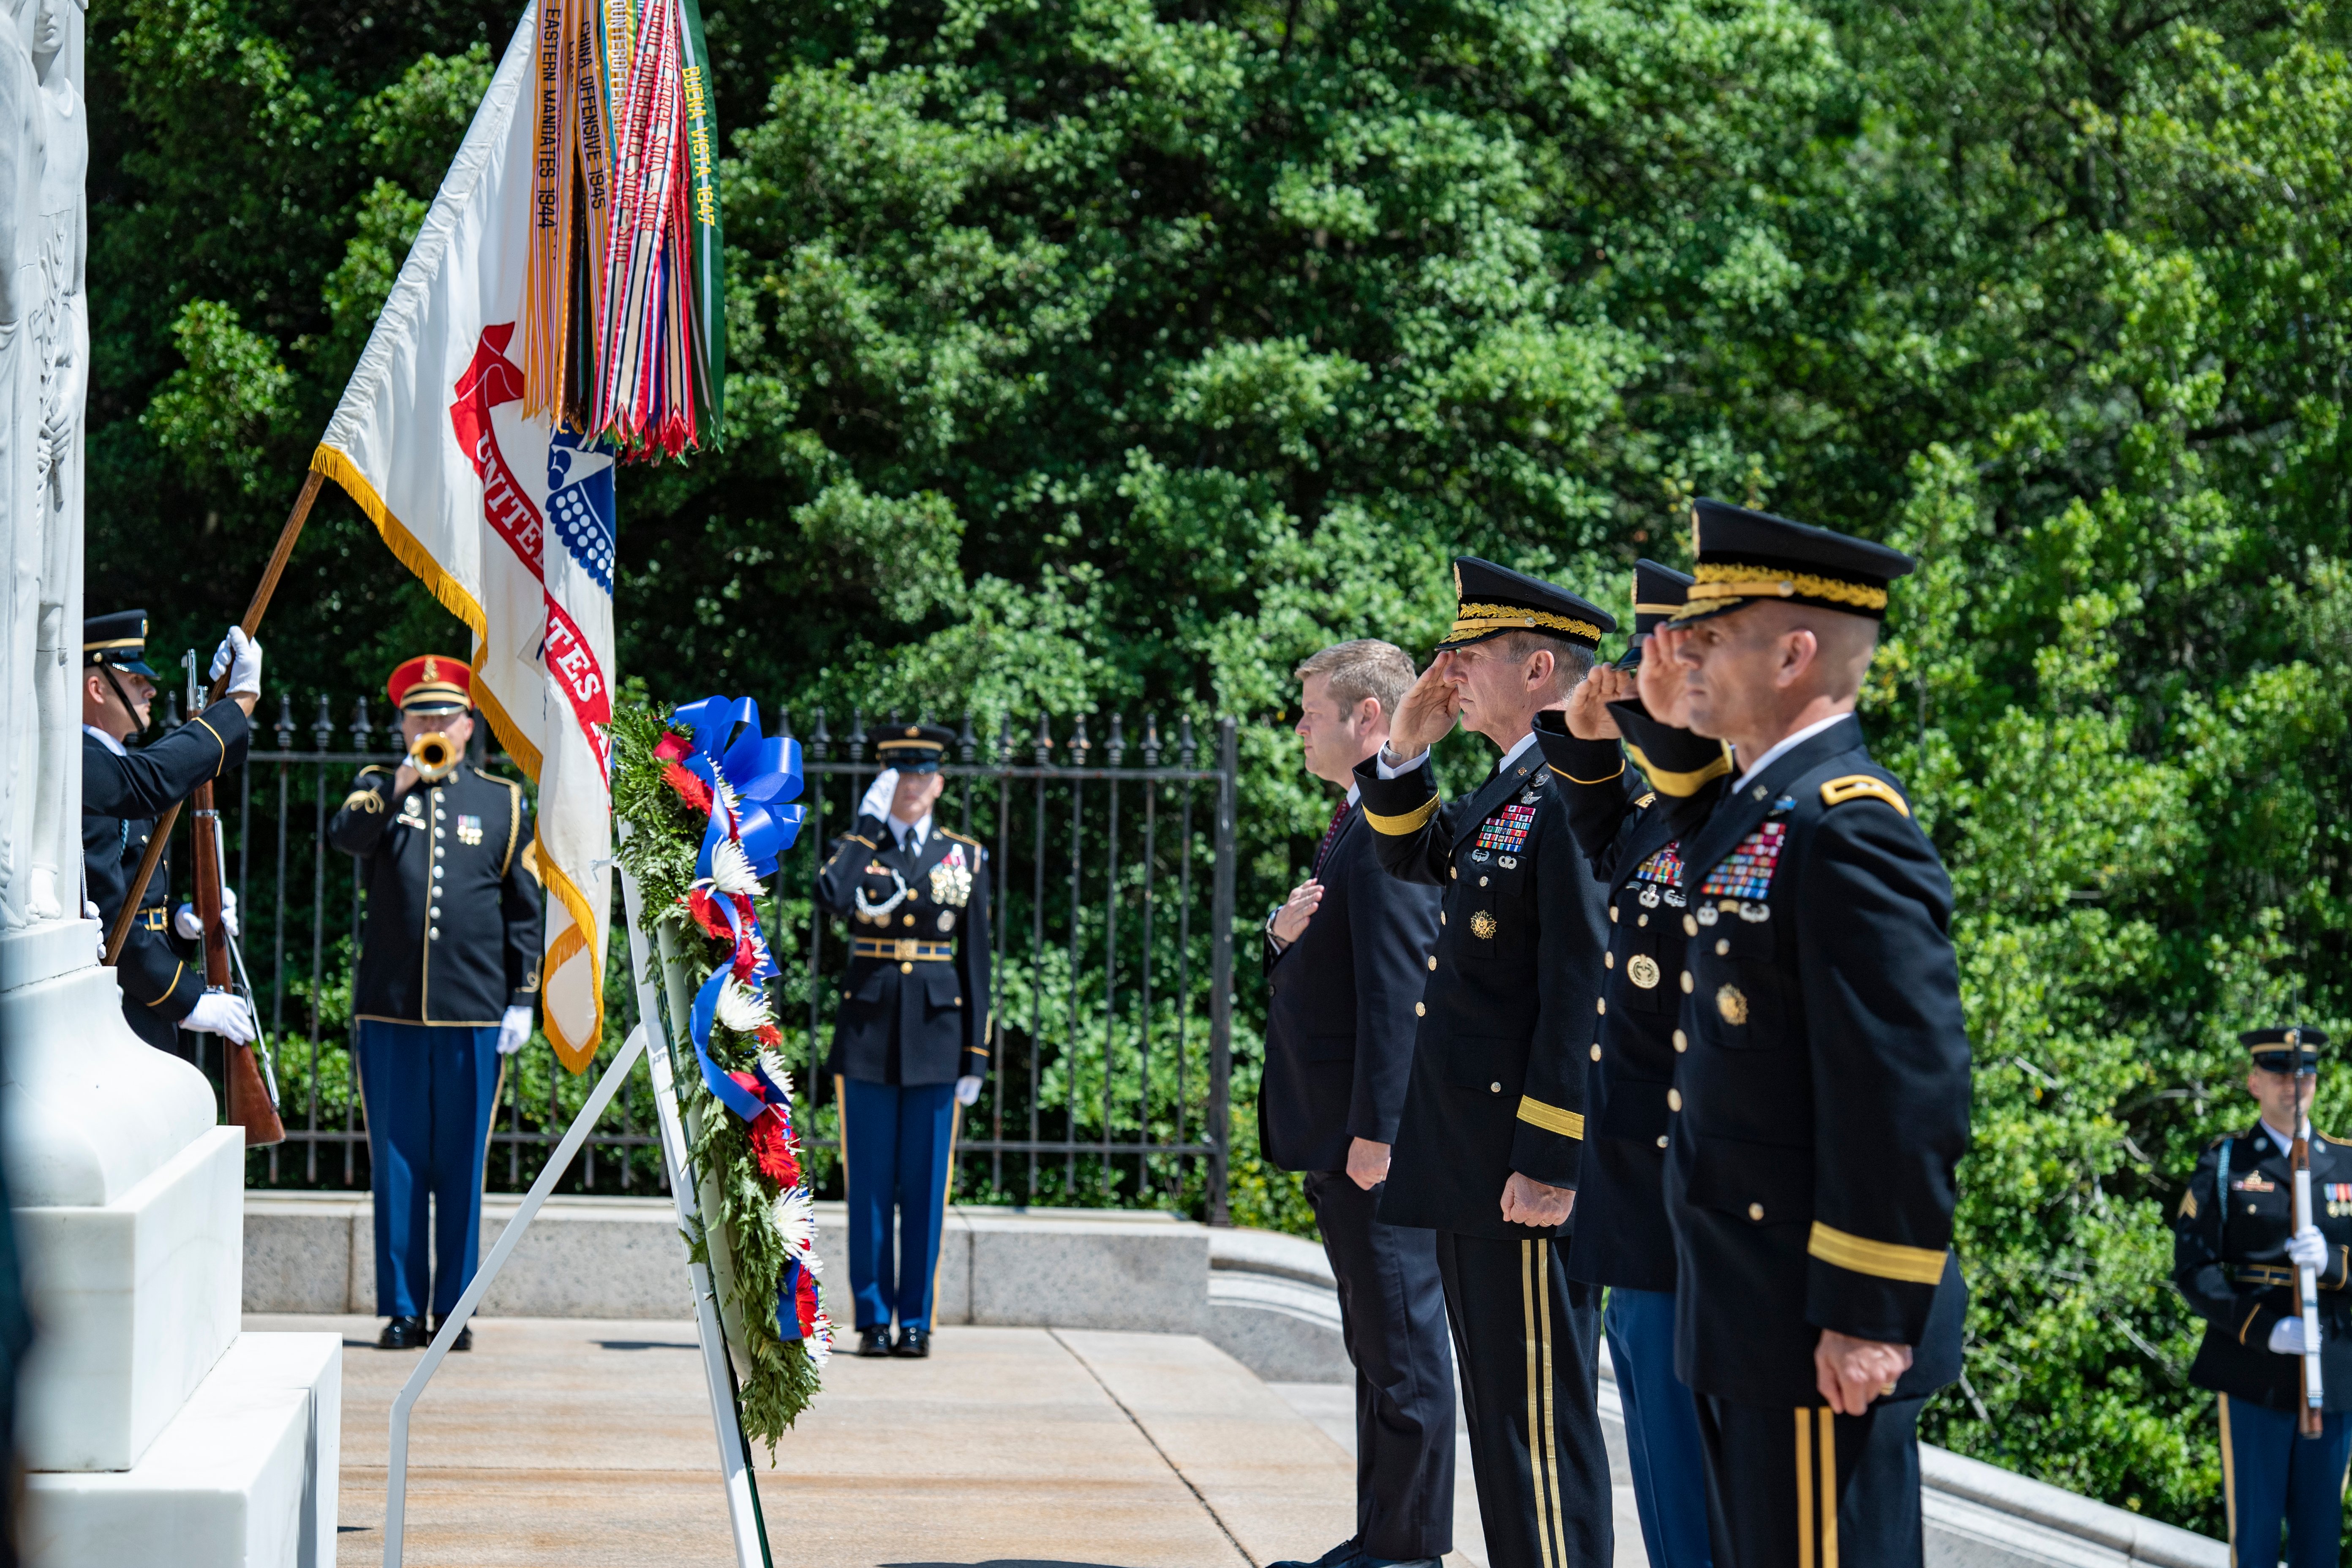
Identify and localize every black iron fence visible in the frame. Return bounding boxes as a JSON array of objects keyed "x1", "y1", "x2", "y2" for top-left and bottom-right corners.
[{"x1": 169, "y1": 689, "x2": 1238, "y2": 1219}]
